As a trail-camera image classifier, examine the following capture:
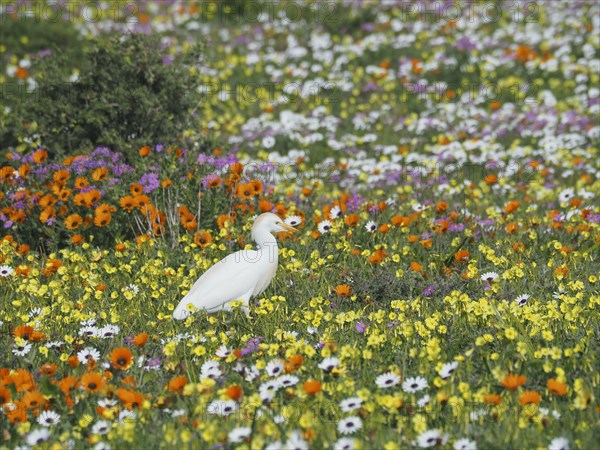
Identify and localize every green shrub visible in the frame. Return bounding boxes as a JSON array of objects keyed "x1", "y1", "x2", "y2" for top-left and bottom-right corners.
[{"x1": 11, "y1": 33, "x2": 203, "y2": 158}]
